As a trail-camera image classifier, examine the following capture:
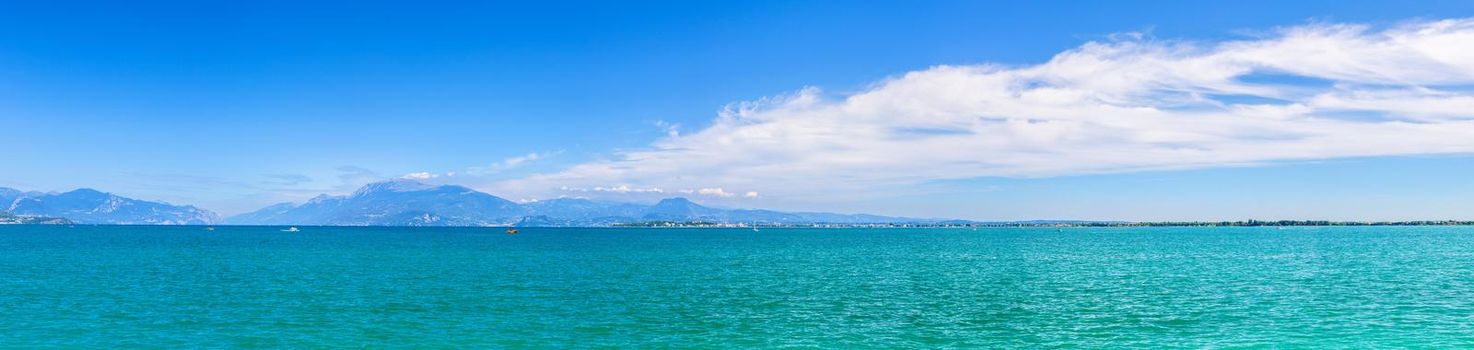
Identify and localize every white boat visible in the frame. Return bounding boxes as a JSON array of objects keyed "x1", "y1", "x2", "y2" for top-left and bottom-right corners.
[{"x1": 283, "y1": 226, "x2": 300, "y2": 232}]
